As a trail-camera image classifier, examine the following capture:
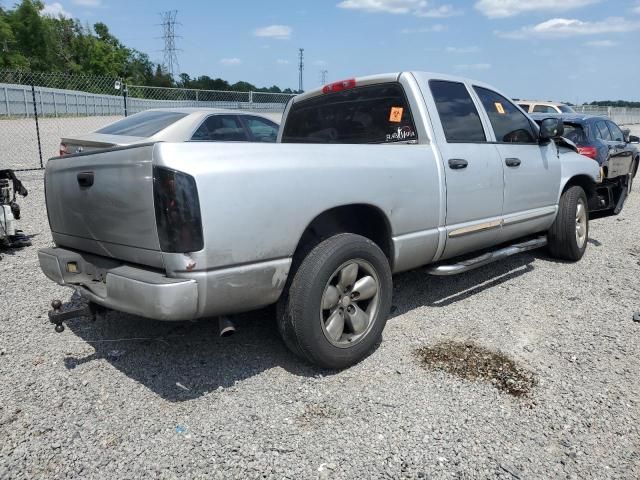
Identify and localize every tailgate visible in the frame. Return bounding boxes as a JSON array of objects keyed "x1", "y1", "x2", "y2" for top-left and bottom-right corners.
[{"x1": 45, "y1": 144, "x2": 163, "y2": 267}]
